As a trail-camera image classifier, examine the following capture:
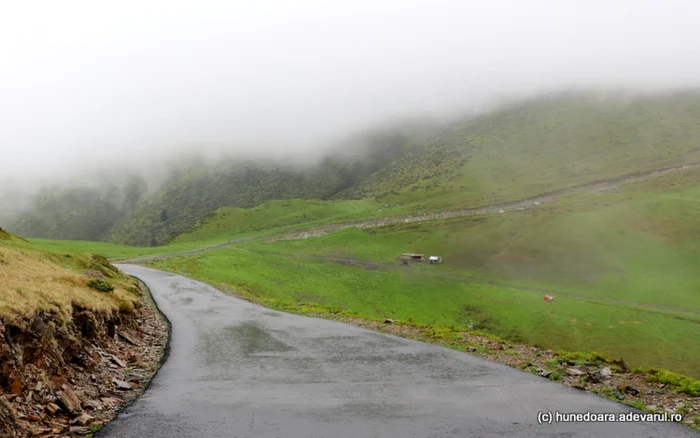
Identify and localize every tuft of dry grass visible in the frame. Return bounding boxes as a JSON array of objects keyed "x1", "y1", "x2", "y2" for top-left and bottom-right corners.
[{"x1": 0, "y1": 236, "x2": 139, "y2": 323}]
